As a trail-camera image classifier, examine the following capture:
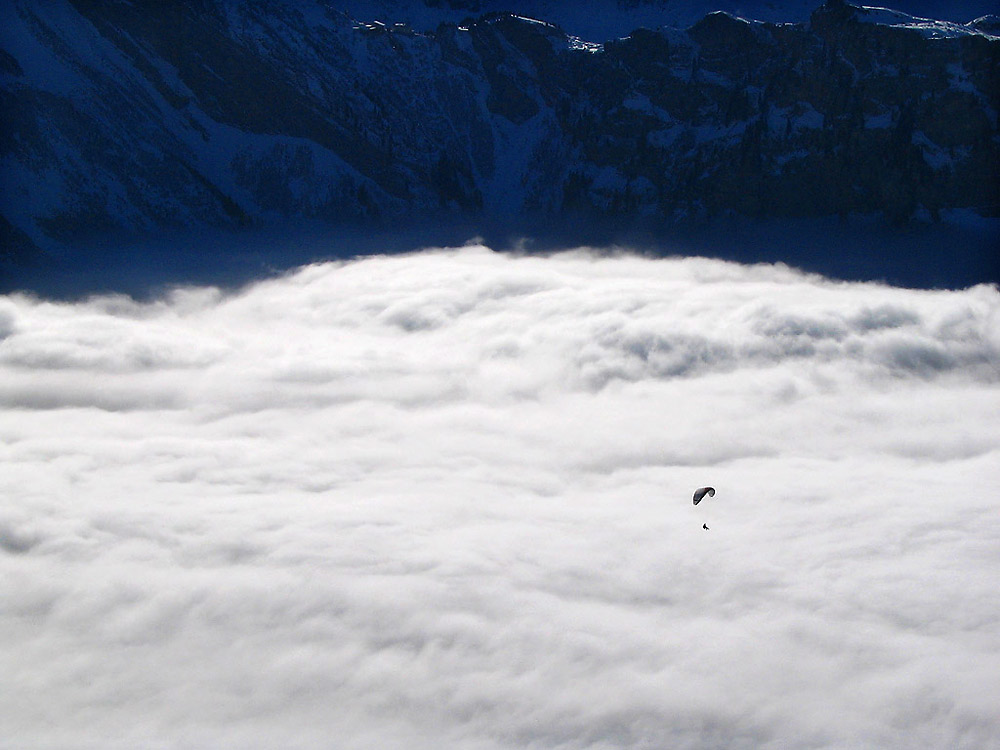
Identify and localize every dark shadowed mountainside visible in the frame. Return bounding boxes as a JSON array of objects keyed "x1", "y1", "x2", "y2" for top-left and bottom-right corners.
[{"x1": 1, "y1": 0, "x2": 998, "y2": 295}]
